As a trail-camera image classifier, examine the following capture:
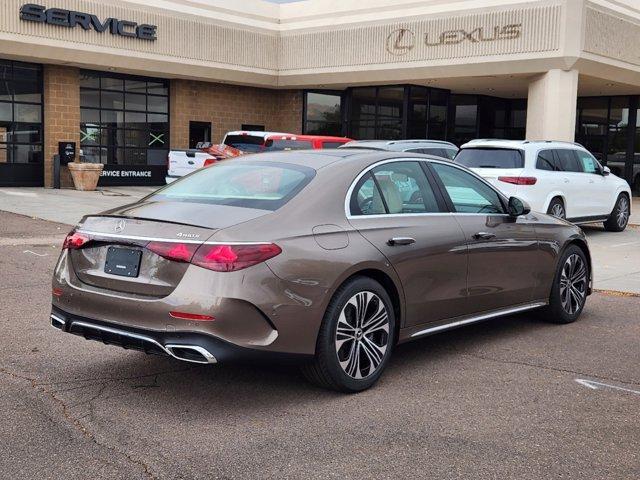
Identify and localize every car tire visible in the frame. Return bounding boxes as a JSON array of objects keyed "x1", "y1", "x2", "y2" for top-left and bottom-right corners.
[
  {"x1": 603, "y1": 194, "x2": 630, "y2": 232},
  {"x1": 301, "y1": 276, "x2": 396, "y2": 393},
  {"x1": 547, "y1": 198, "x2": 566, "y2": 219},
  {"x1": 539, "y1": 244, "x2": 589, "y2": 324}
]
